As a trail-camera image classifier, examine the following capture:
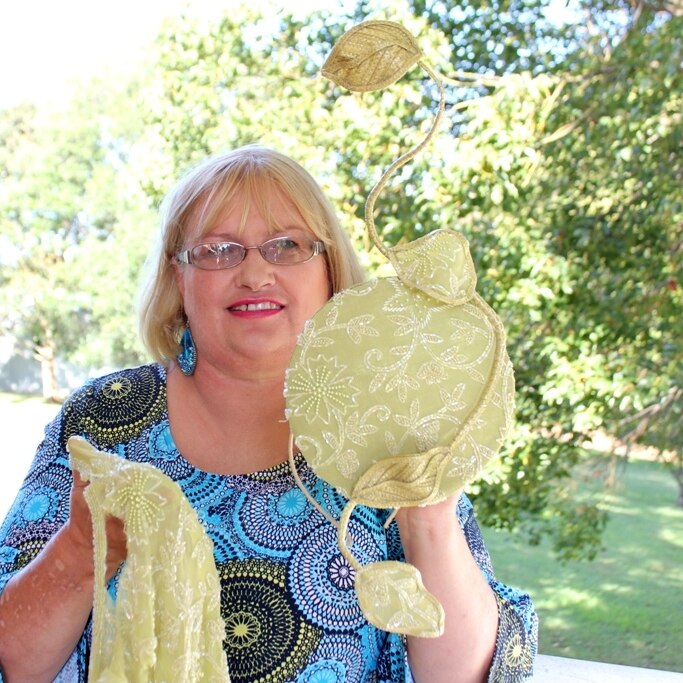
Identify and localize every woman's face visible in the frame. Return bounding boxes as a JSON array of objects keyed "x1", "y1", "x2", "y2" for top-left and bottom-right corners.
[{"x1": 174, "y1": 189, "x2": 330, "y2": 379}]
